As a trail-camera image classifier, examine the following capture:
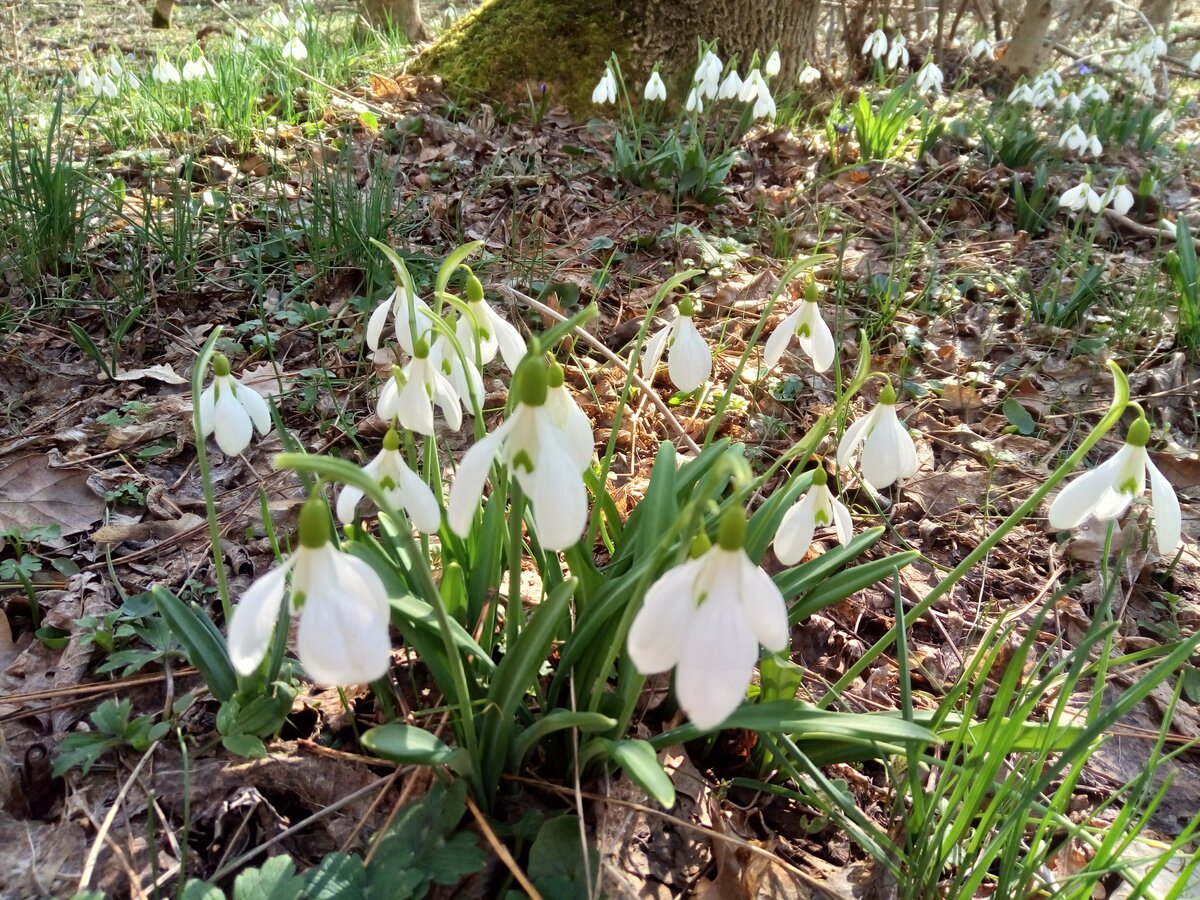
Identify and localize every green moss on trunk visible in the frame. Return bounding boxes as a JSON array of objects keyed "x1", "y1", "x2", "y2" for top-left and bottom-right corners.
[{"x1": 414, "y1": 0, "x2": 636, "y2": 114}]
